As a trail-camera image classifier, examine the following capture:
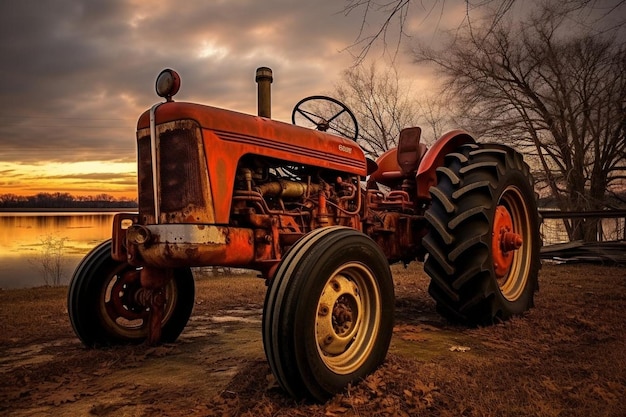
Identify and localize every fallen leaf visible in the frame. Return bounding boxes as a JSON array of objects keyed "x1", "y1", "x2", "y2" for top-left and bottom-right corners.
[
  {"x1": 449, "y1": 345, "x2": 471, "y2": 352},
  {"x1": 325, "y1": 404, "x2": 350, "y2": 416},
  {"x1": 45, "y1": 391, "x2": 78, "y2": 406}
]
